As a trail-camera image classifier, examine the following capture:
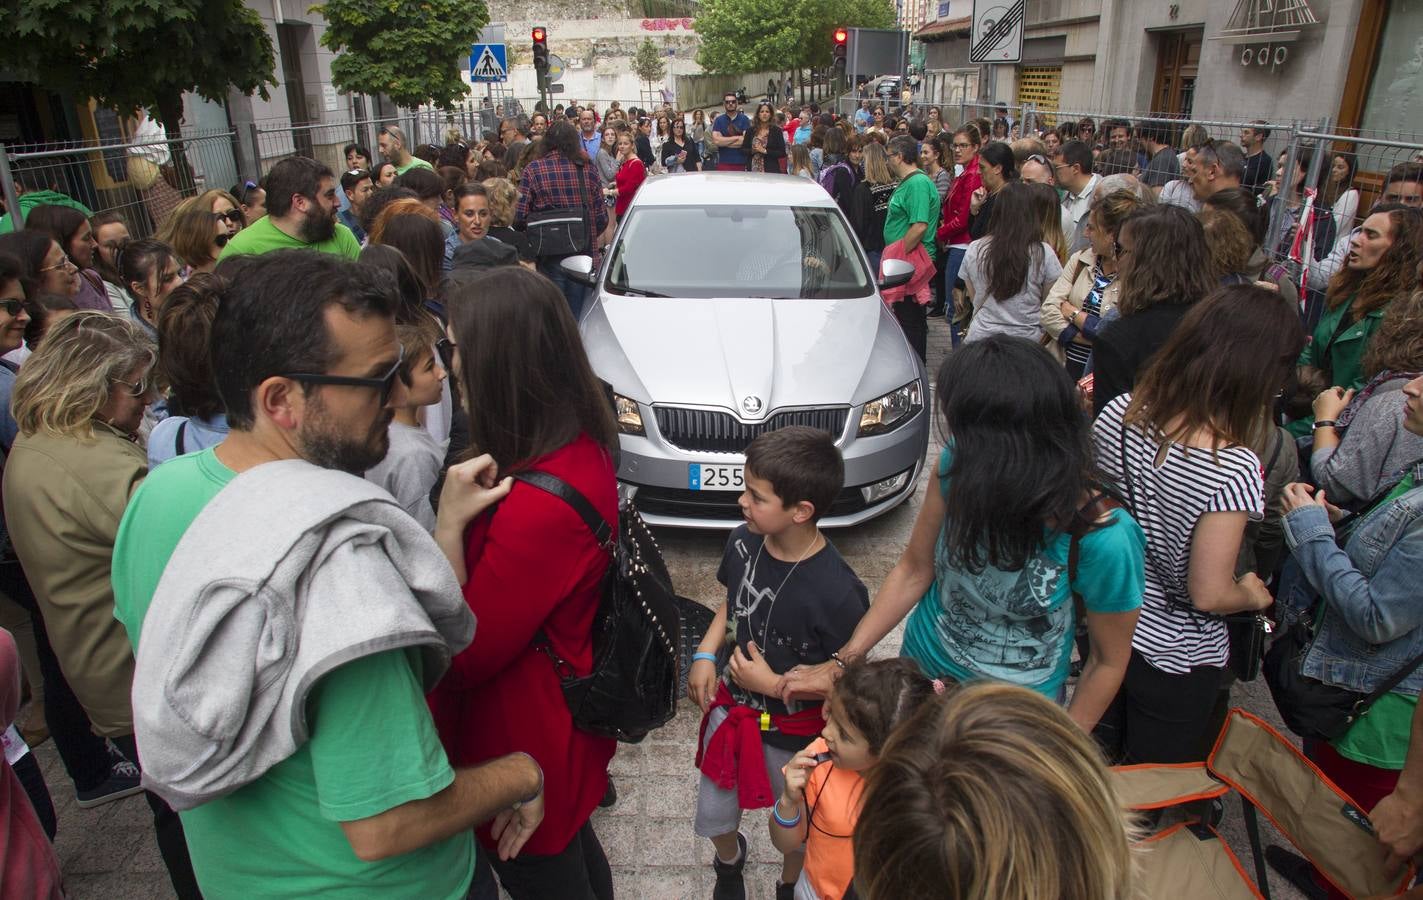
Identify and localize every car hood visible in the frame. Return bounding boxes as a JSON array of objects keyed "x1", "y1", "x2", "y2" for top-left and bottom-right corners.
[{"x1": 581, "y1": 295, "x2": 918, "y2": 413}]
